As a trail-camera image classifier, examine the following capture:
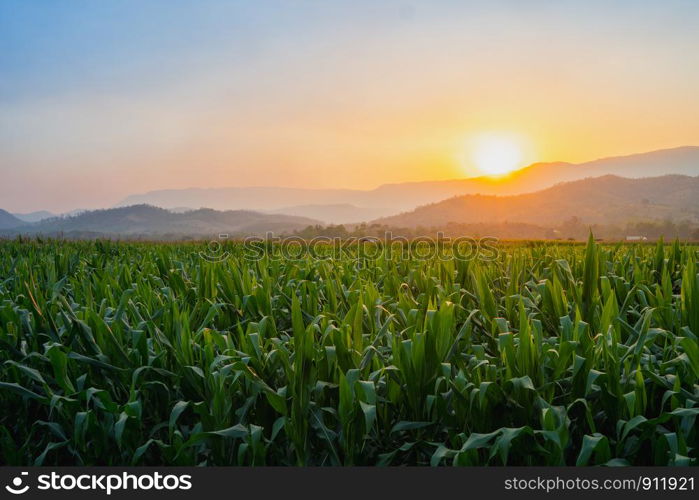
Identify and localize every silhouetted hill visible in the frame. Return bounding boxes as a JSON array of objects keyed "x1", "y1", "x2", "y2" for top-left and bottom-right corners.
[
  {"x1": 116, "y1": 147, "x2": 699, "y2": 222},
  {"x1": 0, "y1": 209, "x2": 25, "y2": 229},
  {"x1": 374, "y1": 175, "x2": 699, "y2": 228},
  {"x1": 3, "y1": 205, "x2": 320, "y2": 238}
]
